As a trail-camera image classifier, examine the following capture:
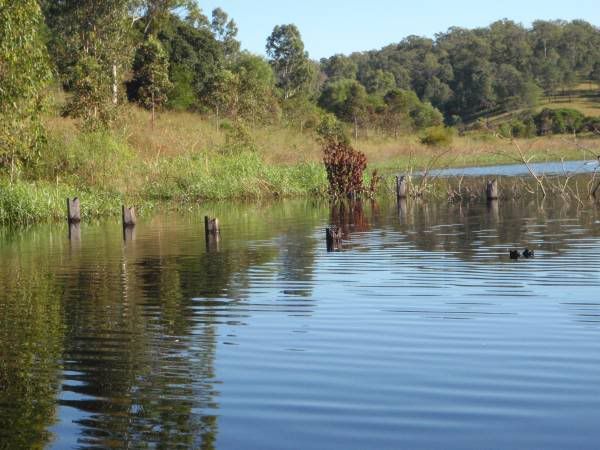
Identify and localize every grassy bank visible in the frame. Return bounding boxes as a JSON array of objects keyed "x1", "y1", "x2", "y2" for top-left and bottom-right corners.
[{"x1": 1, "y1": 105, "x2": 599, "y2": 226}]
